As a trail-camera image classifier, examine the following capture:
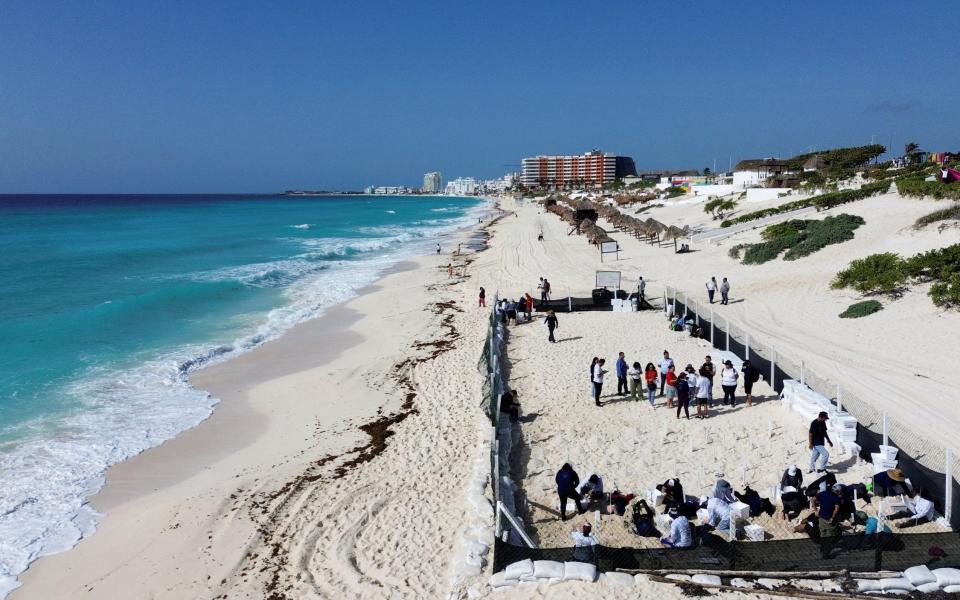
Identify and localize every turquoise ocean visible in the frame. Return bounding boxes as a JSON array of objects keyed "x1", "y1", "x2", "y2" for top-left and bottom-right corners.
[{"x1": 0, "y1": 194, "x2": 484, "y2": 594}]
